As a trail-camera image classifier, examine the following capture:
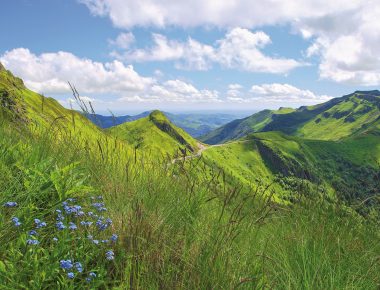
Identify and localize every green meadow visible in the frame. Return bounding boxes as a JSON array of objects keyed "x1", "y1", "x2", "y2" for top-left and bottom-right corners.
[{"x1": 0, "y1": 65, "x2": 379, "y2": 289}]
